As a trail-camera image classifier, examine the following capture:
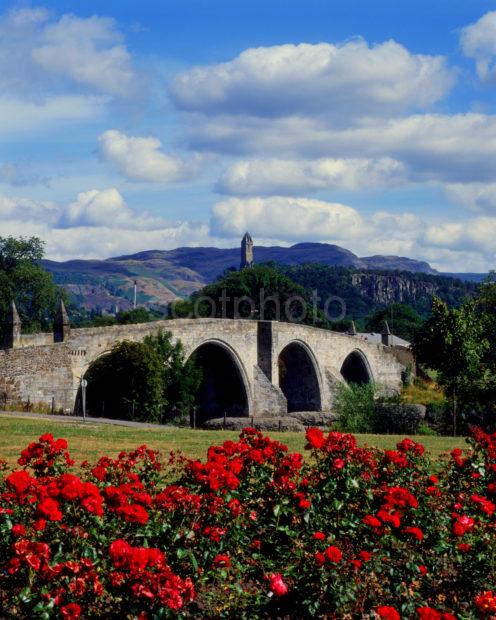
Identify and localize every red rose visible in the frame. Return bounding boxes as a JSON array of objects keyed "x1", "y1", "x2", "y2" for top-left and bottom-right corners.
[
  {"x1": 363, "y1": 515, "x2": 382, "y2": 529},
  {"x1": 6, "y1": 470, "x2": 34, "y2": 495},
  {"x1": 213, "y1": 554, "x2": 231, "y2": 568},
  {"x1": 452, "y1": 515, "x2": 475, "y2": 536},
  {"x1": 324, "y1": 545, "x2": 342, "y2": 563},
  {"x1": 268, "y1": 573, "x2": 288, "y2": 596},
  {"x1": 376, "y1": 605, "x2": 400, "y2": 620},
  {"x1": 315, "y1": 551, "x2": 326, "y2": 566},
  {"x1": 403, "y1": 526, "x2": 424, "y2": 541},
  {"x1": 60, "y1": 603, "x2": 82, "y2": 619},
  {"x1": 11, "y1": 524, "x2": 26, "y2": 537},
  {"x1": 305, "y1": 427, "x2": 325, "y2": 449},
  {"x1": 313, "y1": 531, "x2": 325, "y2": 540},
  {"x1": 36, "y1": 498, "x2": 62, "y2": 521},
  {"x1": 475, "y1": 591, "x2": 496, "y2": 614}
]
